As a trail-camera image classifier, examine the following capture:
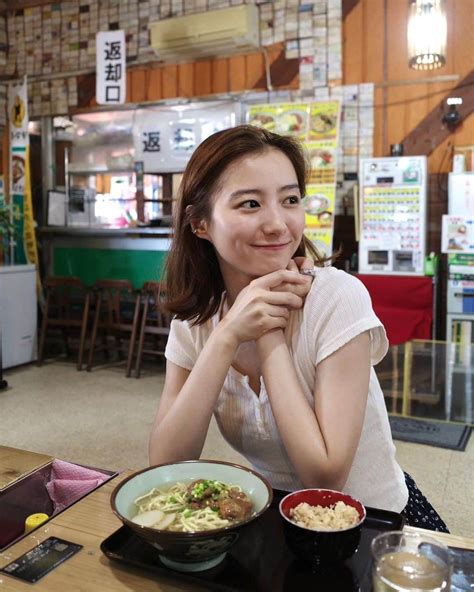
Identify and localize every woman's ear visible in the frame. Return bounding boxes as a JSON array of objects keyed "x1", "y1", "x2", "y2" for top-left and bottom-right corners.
[{"x1": 190, "y1": 219, "x2": 210, "y2": 240}]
